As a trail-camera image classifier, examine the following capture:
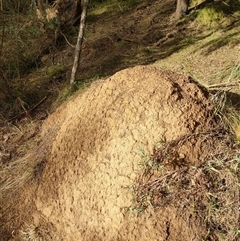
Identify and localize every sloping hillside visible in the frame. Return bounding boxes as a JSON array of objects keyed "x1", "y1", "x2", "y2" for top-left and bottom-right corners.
[{"x1": 1, "y1": 0, "x2": 240, "y2": 240}]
